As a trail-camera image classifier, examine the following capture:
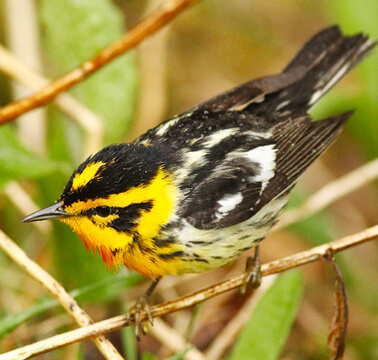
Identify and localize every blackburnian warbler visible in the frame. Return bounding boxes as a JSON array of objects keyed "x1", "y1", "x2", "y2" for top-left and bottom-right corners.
[{"x1": 23, "y1": 26, "x2": 375, "y2": 336}]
